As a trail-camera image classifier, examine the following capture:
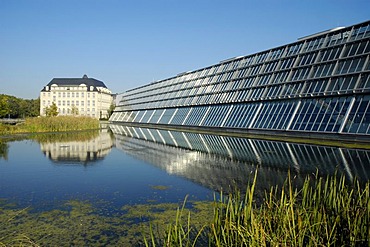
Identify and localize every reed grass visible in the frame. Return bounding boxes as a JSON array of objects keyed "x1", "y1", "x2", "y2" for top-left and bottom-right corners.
[
  {"x1": 146, "y1": 172, "x2": 369, "y2": 246},
  {"x1": 0, "y1": 116, "x2": 99, "y2": 134}
]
